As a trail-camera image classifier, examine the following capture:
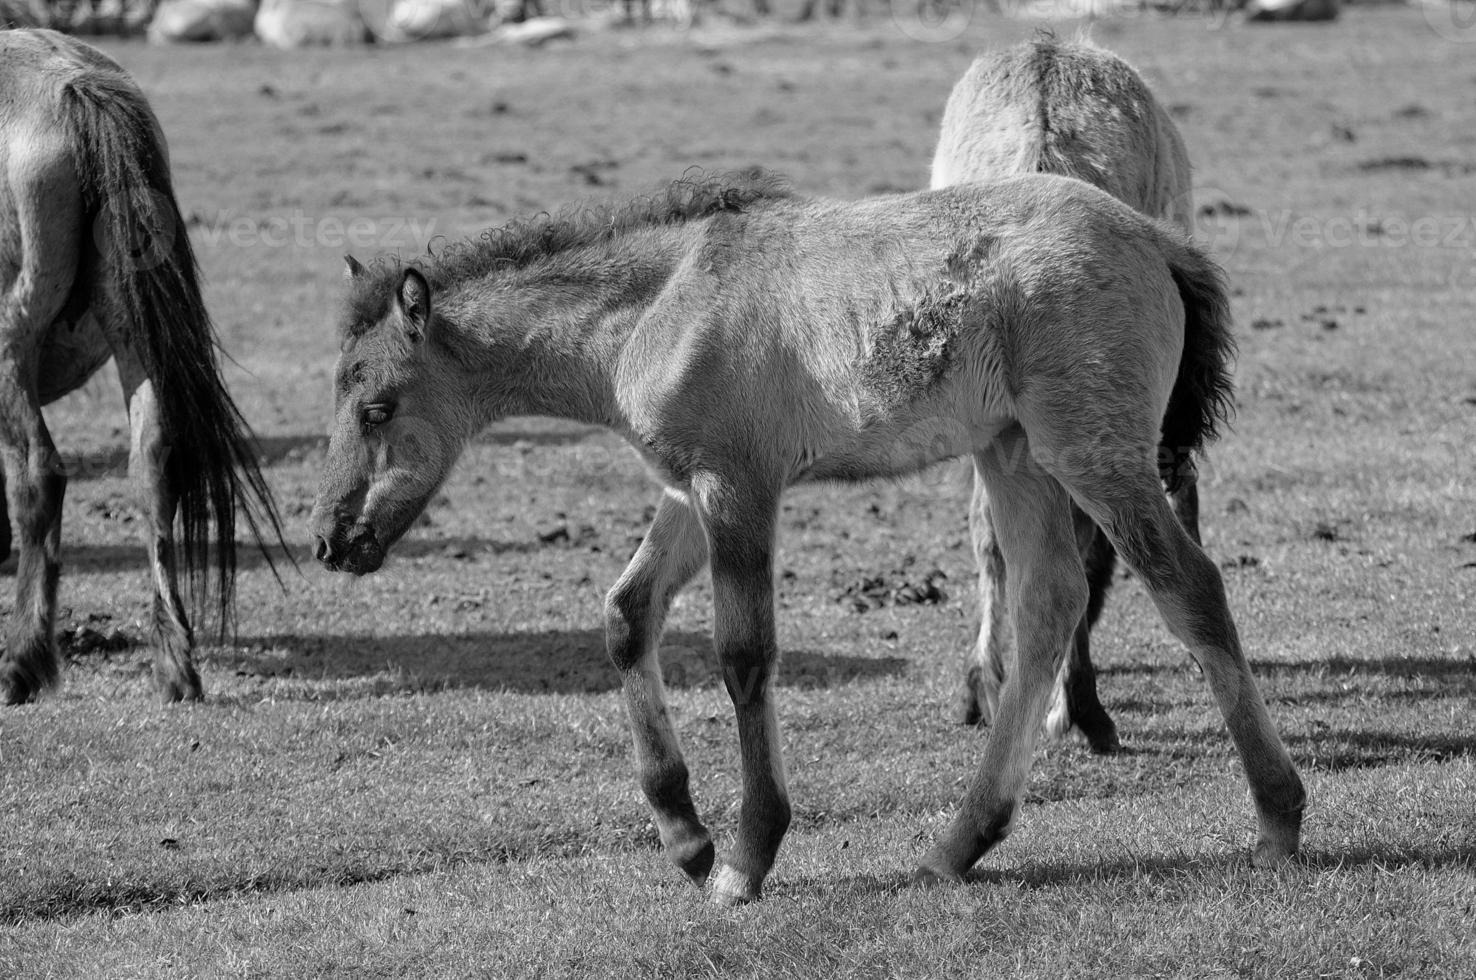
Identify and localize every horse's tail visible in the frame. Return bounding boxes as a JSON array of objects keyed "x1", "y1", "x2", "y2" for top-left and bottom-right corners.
[
  {"x1": 60, "y1": 69, "x2": 286, "y2": 633},
  {"x1": 1160, "y1": 237, "x2": 1237, "y2": 490}
]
